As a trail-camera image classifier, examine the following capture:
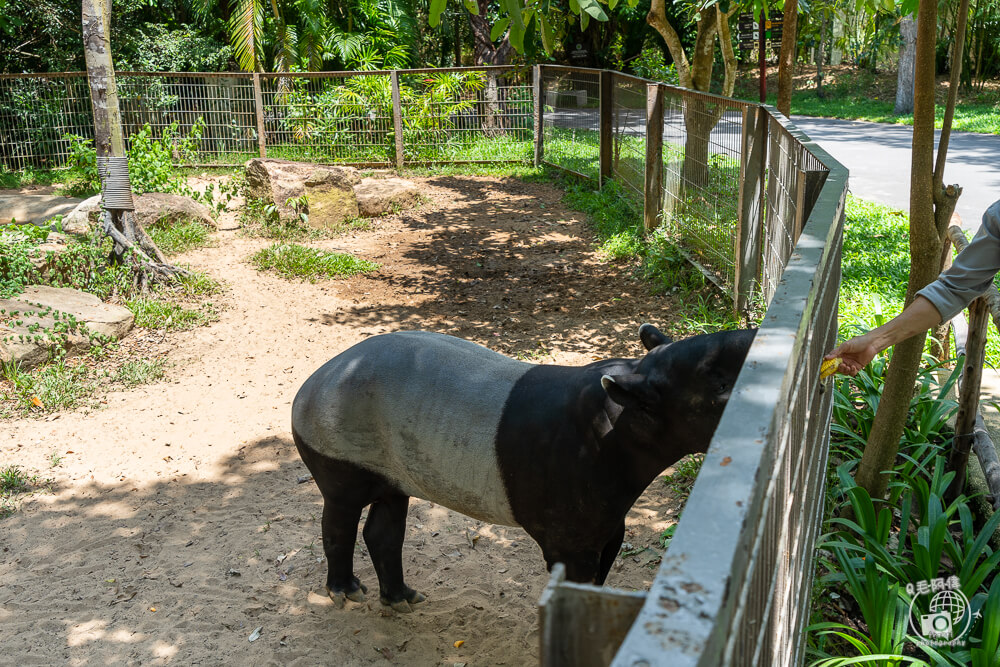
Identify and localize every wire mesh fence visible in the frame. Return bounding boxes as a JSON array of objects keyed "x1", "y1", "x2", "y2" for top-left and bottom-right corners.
[
  {"x1": 659, "y1": 88, "x2": 750, "y2": 291},
  {"x1": 0, "y1": 67, "x2": 533, "y2": 171},
  {"x1": 0, "y1": 73, "x2": 92, "y2": 171},
  {"x1": 539, "y1": 66, "x2": 601, "y2": 180},
  {"x1": 609, "y1": 73, "x2": 646, "y2": 202}
]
